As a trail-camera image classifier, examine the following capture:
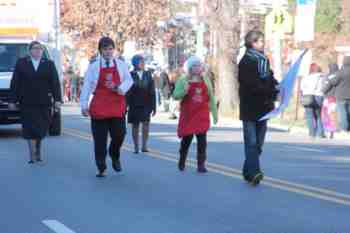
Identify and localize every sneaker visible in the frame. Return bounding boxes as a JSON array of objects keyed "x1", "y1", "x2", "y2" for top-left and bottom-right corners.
[
  {"x1": 251, "y1": 172, "x2": 264, "y2": 186},
  {"x1": 197, "y1": 157, "x2": 207, "y2": 173},
  {"x1": 112, "y1": 159, "x2": 122, "y2": 172},
  {"x1": 96, "y1": 169, "x2": 107, "y2": 178}
]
